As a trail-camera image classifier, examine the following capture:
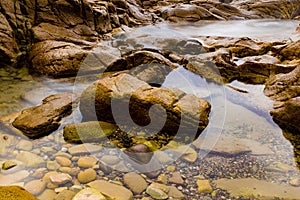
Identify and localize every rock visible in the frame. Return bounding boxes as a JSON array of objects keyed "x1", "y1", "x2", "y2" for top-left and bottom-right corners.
[
  {"x1": 88, "y1": 180, "x2": 133, "y2": 200},
  {"x1": 24, "y1": 180, "x2": 47, "y2": 196},
  {"x1": 146, "y1": 185, "x2": 168, "y2": 200},
  {"x1": 2, "y1": 160, "x2": 17, "y2": 170},
  {"x1": 47, "y1": 161, "x2": 60, "y2": 171},
  {"x1": 77, "y1": 168, "x2": 97, "y2": 184},
  {"x1": 32, "y1": 168, "x2": 47, "y2": 179},
  {"x1": 149, "y1": 183, "x2": 169, "y2": 193},
  {"x1": 214, "y1": 178, "x2": 300, "y2": 199},
  {"x1": 80, "y1": 73, "x2": 210, "y2": 138},
  {"x1": 289, "y1": 177, "x2": 300, "y2": 187},
  {"x1": 55, "y1": 156, "x2": 72, "y2": 167},
  {"x1": 180, "y1": 147, "x2": 198, "y2": 163},
  {"x1": 278, "y1": 40, "x2": 300, "y2": 60},
  {"x1": 196, "y1": 180, "x2": 213, "y2": 194},
  {"x1": 63, "y1": 121, "x2": 118, "y2": 143},
  {"x1": 12, "y1": 92, "x2": 80, "y2": 139},
  {"x1": 0, "y1": 170, "x2": 30, "y2": 185},
  {"x1": 68, "y1": 144, "x2": 102, "y2": 156},
  {"x1": 38, "y1": 189, "x2": 57, "y2": 200},
  {"x1": 77, "y1": 156, "x2": 98, "y2": 168},
  {"x1": 0, "y1": 186, "x2": 38, "y2": 200},
  {"x1": 55, "y1": 189, "x2": 76, "y2": 200},
  {"x1": 50, "y1": 173, "x2": 73, "y2": 185},
  {"x1": 72, "y1": 188, "x2": 106, "y2": 200},
  {"x1": 169, "y1": 172, "x2": 184, "y2": 185},
  {"x1": 168, "y1": 186, "x2": 185, "y2": 199},
  {"x1": 43, "y1": 171, "x2": 59, "y2": 183},
  {"x1": 123, "y1": 172, "x2": 148, "y2": 194},
  {"x1": 16, "y1": 140, "x2": 33, "y2": 151},
  {"x1": 101, "y1": 155, "x2": 120, "y2": 165},
  {"x1": 16, "y1": 151, "x2": 44, "y2": 168},
  {"x1": 161, "y1": 4, "x2": 221, "y2": 22}
]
